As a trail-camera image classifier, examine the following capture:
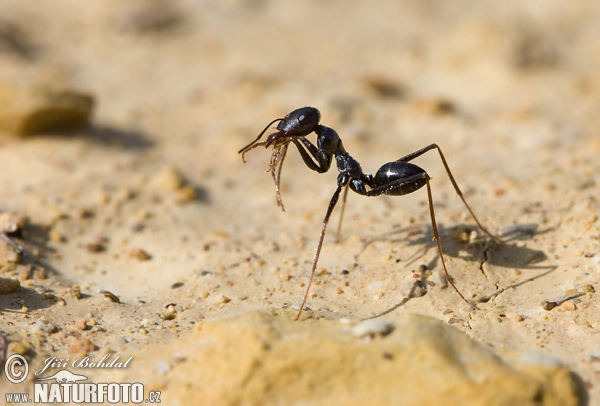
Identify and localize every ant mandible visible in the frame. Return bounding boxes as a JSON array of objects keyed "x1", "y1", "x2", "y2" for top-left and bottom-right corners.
[{"x1": 239, "y1": 107, "x2": 502, "y2": 320}]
